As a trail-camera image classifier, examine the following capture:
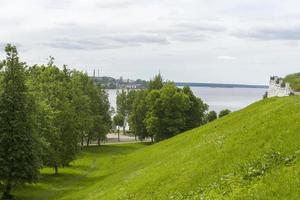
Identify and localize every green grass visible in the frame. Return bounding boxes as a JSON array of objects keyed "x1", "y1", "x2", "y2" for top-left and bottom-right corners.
[
  {"x1": 284, "y1": 72, "x2": 300, "y2": 91},
  {"x1": 13, "y1": 96, "x2": 300, "y2": 199}
]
